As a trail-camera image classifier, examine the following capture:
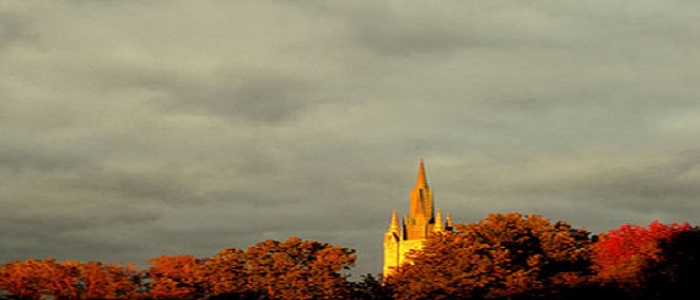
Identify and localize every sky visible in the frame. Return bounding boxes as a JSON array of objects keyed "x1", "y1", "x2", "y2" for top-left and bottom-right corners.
[{"x1": 2, "y1": 0, "x2": 700, "y2": 277}]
